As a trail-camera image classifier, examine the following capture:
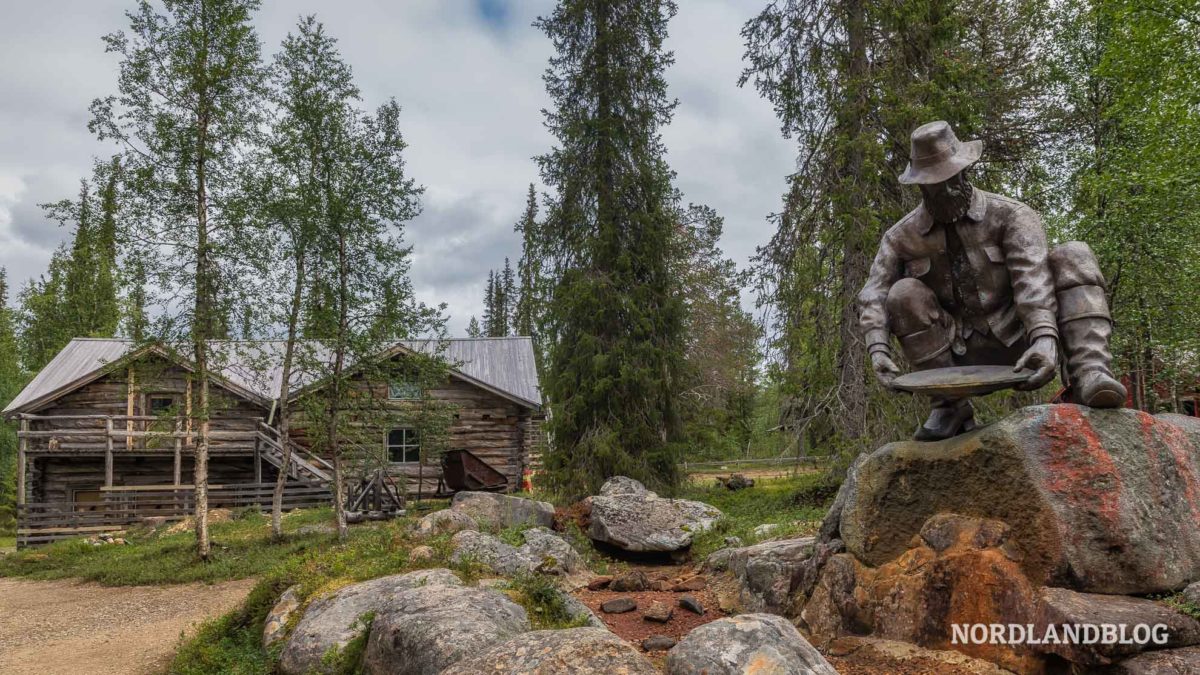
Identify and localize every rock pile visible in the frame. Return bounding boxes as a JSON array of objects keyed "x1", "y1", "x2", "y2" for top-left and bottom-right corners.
[{"x1": 791, "y1": 405, "x2": 1200, "y2": 674}]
